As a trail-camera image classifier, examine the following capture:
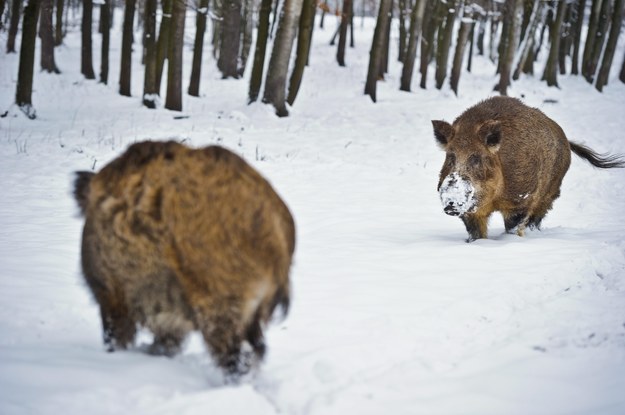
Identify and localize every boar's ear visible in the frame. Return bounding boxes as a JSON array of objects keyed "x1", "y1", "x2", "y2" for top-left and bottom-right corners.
[
  {"x1": 432, "y1": 120, "x2": 453, "y2": 149},
  {"x1": 480, "y1": 120, "x2": 502, "y2": 152}
]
